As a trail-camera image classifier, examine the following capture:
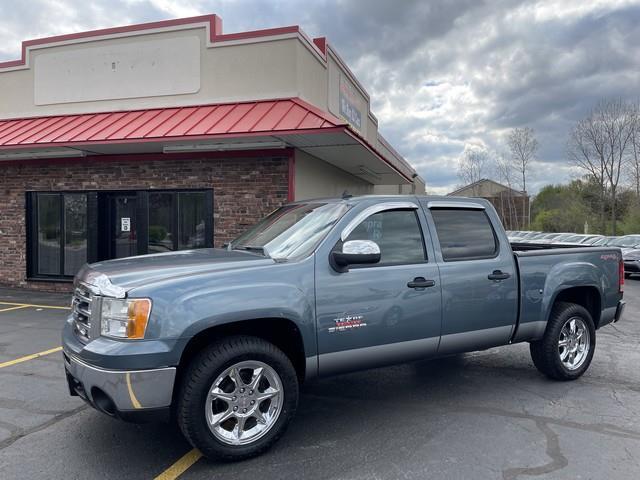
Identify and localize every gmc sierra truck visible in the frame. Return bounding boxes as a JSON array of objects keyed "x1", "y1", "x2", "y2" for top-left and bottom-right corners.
[{"x1": 63, "y1": 195, "x2": 625, "y2": 461}]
